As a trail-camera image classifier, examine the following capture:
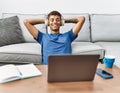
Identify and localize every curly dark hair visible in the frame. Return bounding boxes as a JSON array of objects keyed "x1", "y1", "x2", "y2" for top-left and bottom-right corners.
[{"x1": 47, "y1": 11, "x2": 62, "y2": 19}]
